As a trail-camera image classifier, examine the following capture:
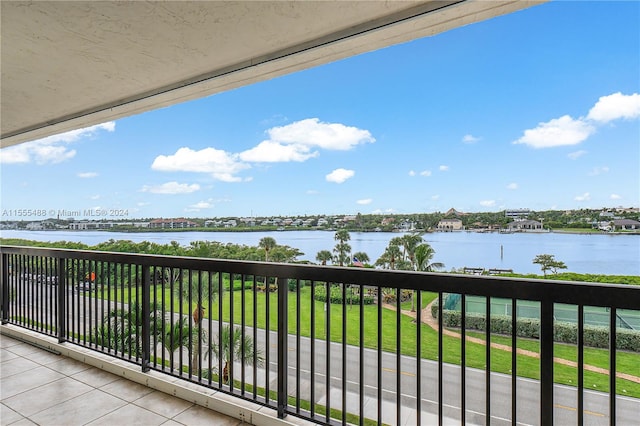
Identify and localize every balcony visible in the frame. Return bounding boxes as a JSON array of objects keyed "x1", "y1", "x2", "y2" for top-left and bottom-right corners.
[{"x1": 1, "y1": 245, "x2": 639, "y2": 425}]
